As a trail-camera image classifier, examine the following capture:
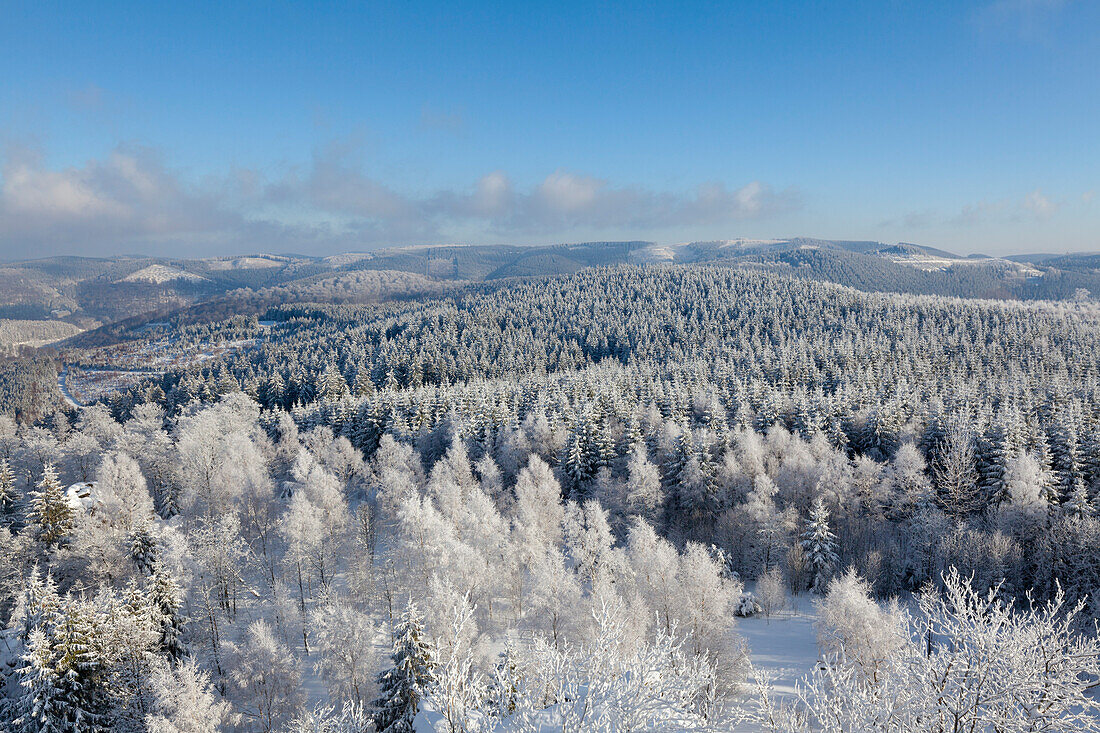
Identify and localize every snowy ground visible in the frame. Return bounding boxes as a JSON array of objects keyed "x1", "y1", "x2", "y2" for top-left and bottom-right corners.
[{"x1": 736, "y1": 595, "x2": 820, "y2": 702}]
